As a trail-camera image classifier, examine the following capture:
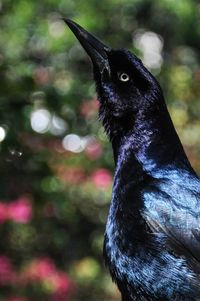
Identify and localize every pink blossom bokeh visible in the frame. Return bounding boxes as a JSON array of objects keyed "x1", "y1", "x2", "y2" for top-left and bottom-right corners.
[
  {"x1": 5, "y1": 297, "x2": 27, "y2": 301},
  {"x1": 0, "y1": 202, "x2": 8, "y2": 223},
  {"x1": 91, "y1": 168, "x2": 112, "y2": 189},
  {"x1": 8, "y1": 197, "x2": 32, "y2": 223},
  {"x1": 0, "y1": 256, "x2": 73, "y2": 301},
  {"x1": 85, "y1": 140, "x2": 103, "y2": 160},
  {"x1": 79, "y1": 98, "x2": 99, "y2": 118},
  {"x1": 23, "y1": 257, "x2": 72, "y2": 299},
  {"x1": 24, "y1": 257, "x2": 56, "y2": 282},
  {"x1": 0, "y1": 197, "x2": 32, "y2": 224},
  {"x1": 0, "y1": 256, "x2": 15, "y2": 285}
]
